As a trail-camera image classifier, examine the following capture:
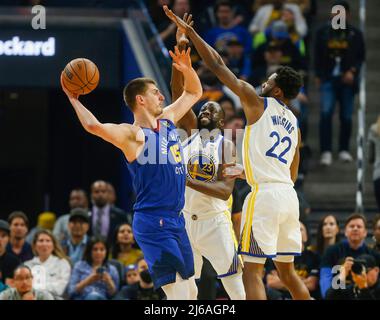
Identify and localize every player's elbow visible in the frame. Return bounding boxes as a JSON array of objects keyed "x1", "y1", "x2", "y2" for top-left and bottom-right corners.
[{"x1": 85, "y1": 122, "x2": 101, "y2": 135}]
